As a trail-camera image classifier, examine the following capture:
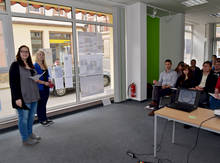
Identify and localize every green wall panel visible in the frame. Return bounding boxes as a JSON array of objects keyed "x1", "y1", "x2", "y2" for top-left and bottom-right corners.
[{"x1": 147, "y1": 16, "x2": 160, "y2": 84}]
